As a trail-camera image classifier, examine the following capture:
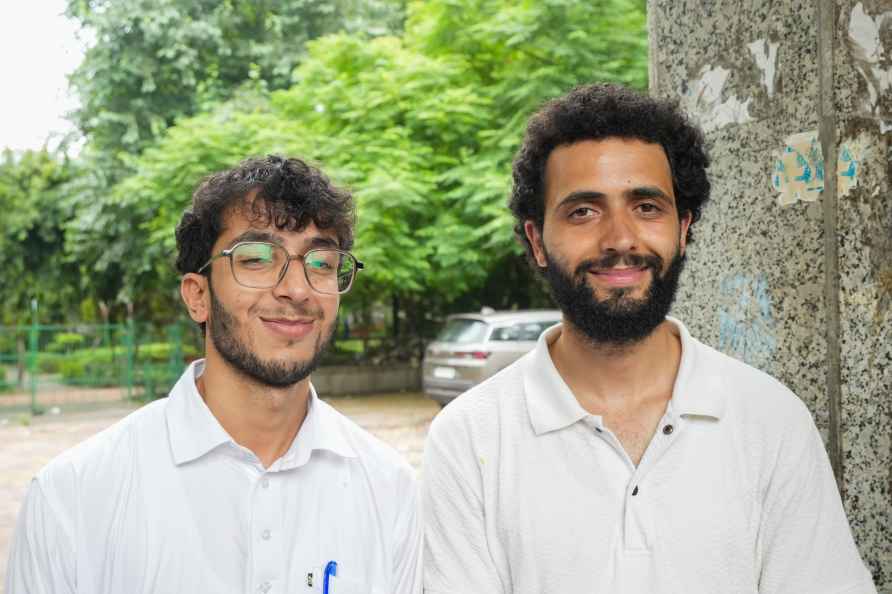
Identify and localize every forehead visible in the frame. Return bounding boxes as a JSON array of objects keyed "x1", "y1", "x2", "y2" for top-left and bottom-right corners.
[
  {"x1": 214, "y1": 201, "x2": 337, "y2": 251},
  {"x1": 543, "y1": 138, "x2": 674, "y2": 206}
]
